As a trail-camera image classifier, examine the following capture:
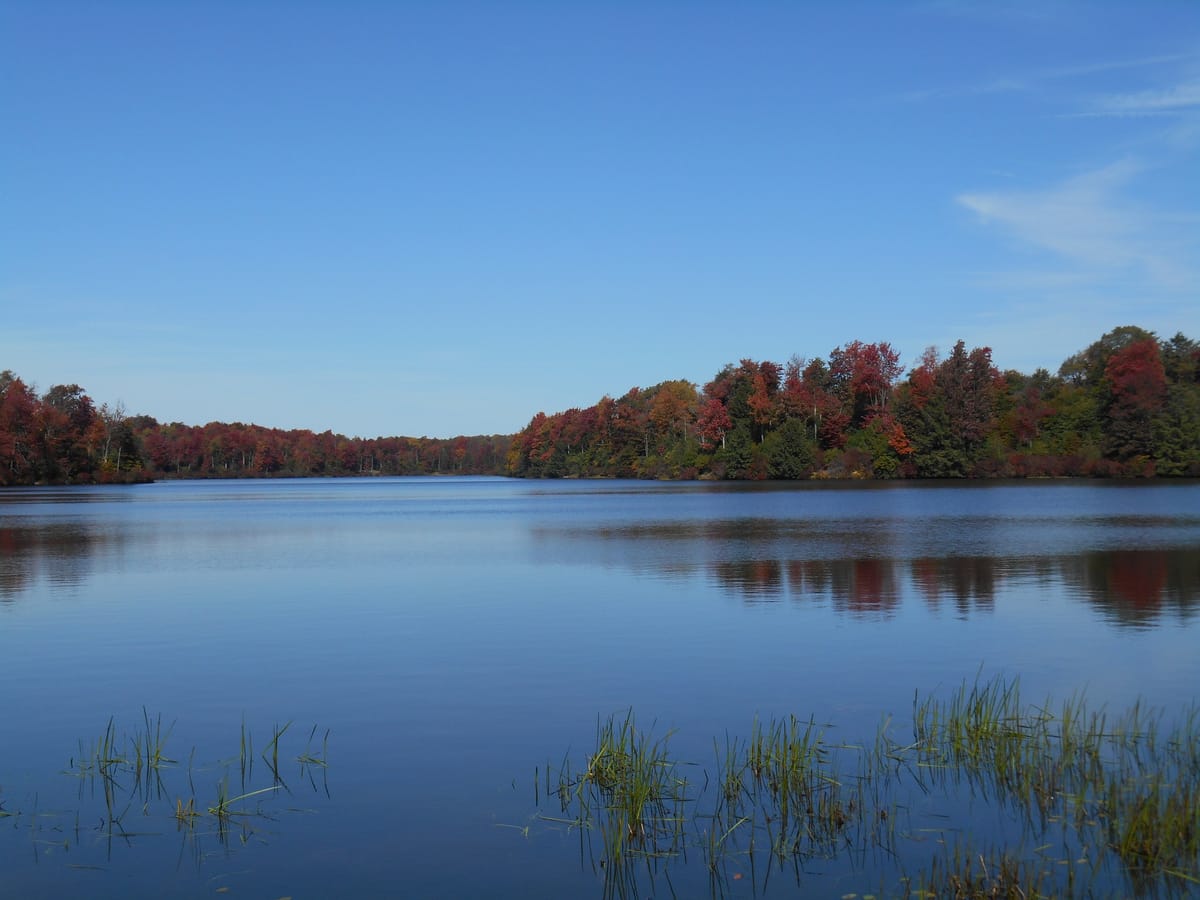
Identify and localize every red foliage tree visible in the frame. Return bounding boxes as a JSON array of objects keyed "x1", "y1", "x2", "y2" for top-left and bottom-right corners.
[
  {"x1": 696, "y1": 397, "x2": 732, "y2": 450},
  {"x1": 1103, "y1": 338, "x2": 1167, "y2": 462},
  {"x1": 828, "y1": 340, "x2": 903, "y2": 425},
  {"x1": 0, "y1": 373, "x2": 38, "y2": 484}
]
